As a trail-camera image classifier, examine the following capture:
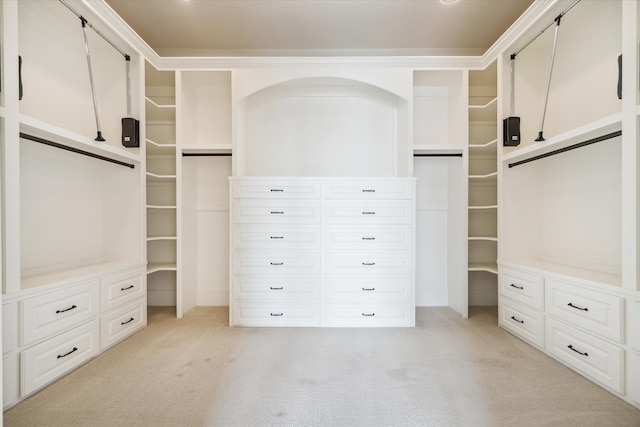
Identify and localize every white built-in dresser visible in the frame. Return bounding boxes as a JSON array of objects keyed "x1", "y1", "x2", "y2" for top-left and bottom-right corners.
[{"x1": 229, "y1": 177, "x2": 416, "y2": 327}]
